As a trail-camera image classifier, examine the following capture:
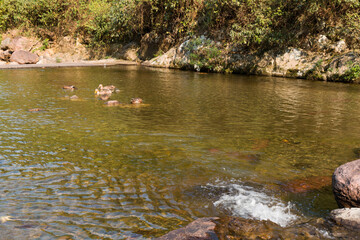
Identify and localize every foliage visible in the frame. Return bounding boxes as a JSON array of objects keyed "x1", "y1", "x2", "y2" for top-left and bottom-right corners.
[
  {"x1": 0, "y1": 0, "x2": 360, "y2": 51},
  {"x1": 184, "y1": 37, "x2": 227, "y2": 72},
  {"x1": 342, "y1": 64, "x2": 360, "y2": 83}
]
